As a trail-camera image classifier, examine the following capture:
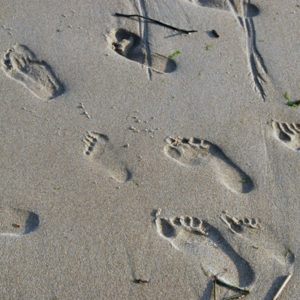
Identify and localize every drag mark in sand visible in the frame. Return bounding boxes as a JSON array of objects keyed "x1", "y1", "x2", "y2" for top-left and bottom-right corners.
[
  {"x1": 83, "y1": 131, "x2": 131, "y2": 183},
  {"x1": 0, "y1": 206, "x2": 39, "y2": 236},
  {"x1": 163, "y1": 136, "x2": 254, "y2": 193},
  {"x1": 271, "y1": 121, "x2": 300, "y2": 152},
  {"x1": 1, "y1": 44, "x2": 64, "y2": 100},
  {"x1": 106, "y1": 28, "x2": 177, "y2": 74},
  {"x1": 155, "y1": 209, "x2": 255, "y2": 289},
  {"x1": 187, "y1": 0, "x2": 268, "y2": 100}
]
